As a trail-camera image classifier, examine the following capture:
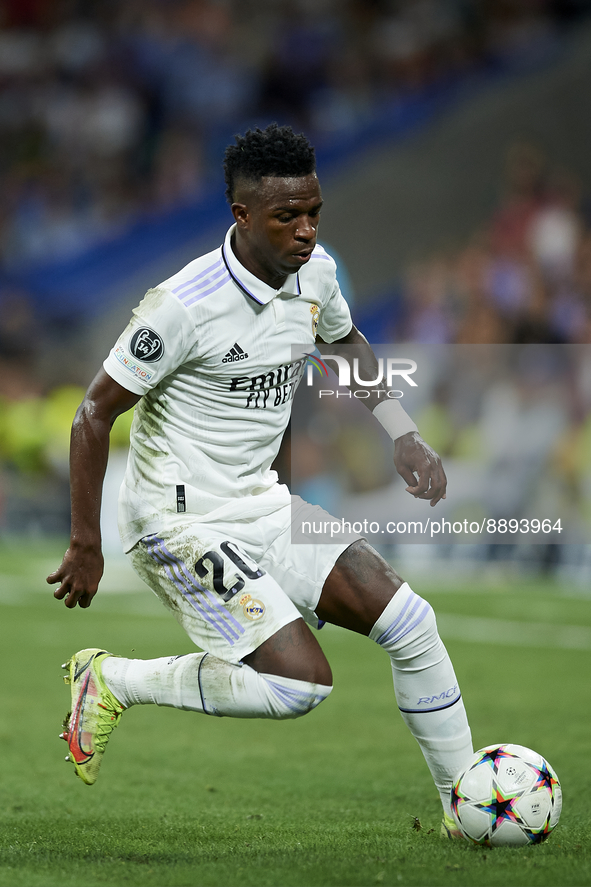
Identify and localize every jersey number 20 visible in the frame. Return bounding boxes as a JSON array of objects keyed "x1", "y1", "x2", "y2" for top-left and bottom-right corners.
[{"x1": 194, "y1": 541, "x2": 266, "y2": 603}]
